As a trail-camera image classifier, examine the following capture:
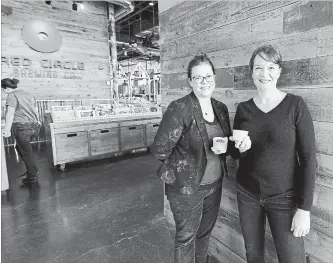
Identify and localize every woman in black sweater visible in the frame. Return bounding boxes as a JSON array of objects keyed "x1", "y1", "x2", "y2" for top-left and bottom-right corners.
[{"x1": 233, "y1": 45, "x2": 316, "y2": 263}]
